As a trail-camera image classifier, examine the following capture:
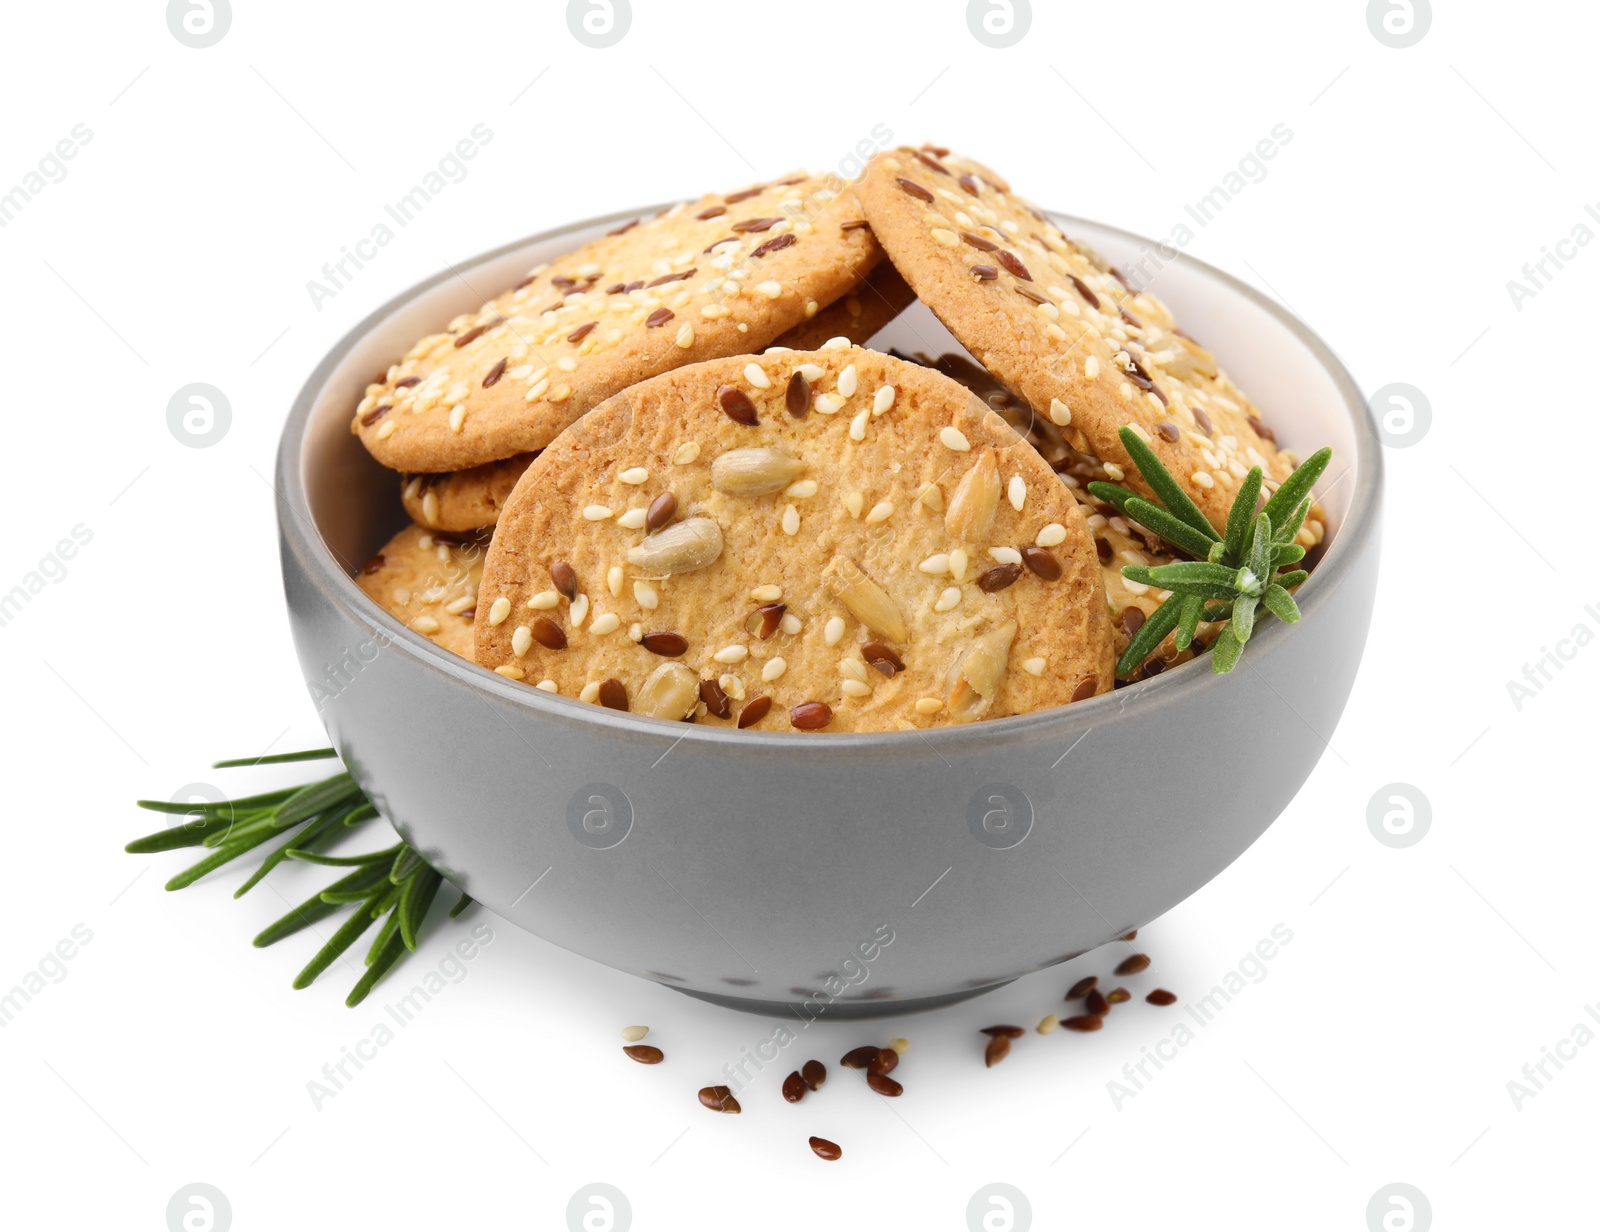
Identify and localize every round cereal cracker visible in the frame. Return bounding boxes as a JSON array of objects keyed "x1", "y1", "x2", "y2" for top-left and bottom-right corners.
[
  {"x1": 474, "y1": 346, "x2": 1113, "y2": 731},
  {"x1": 357, "y1": 525, "x2": 488, "y2": 661},
  {"x1": 354, "y1": 174, "x2": 882, "y2": 472},
  {"x1": 852, "y1": 145, "x2": 1301, "y2": 529}
]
